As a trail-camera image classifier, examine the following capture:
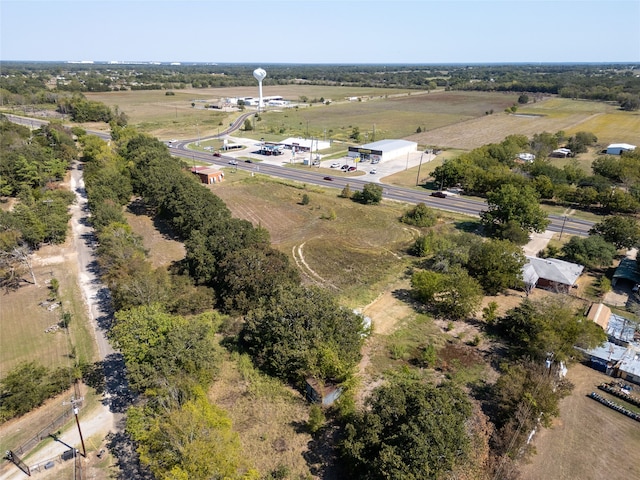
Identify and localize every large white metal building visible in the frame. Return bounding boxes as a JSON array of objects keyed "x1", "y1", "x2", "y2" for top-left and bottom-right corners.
[
  {"x1": 606, "y1": 143, "x2": 636, "y2": 155},
  {"x1": 348, "y1": 139, "x2": 417, "y2": 163}
]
